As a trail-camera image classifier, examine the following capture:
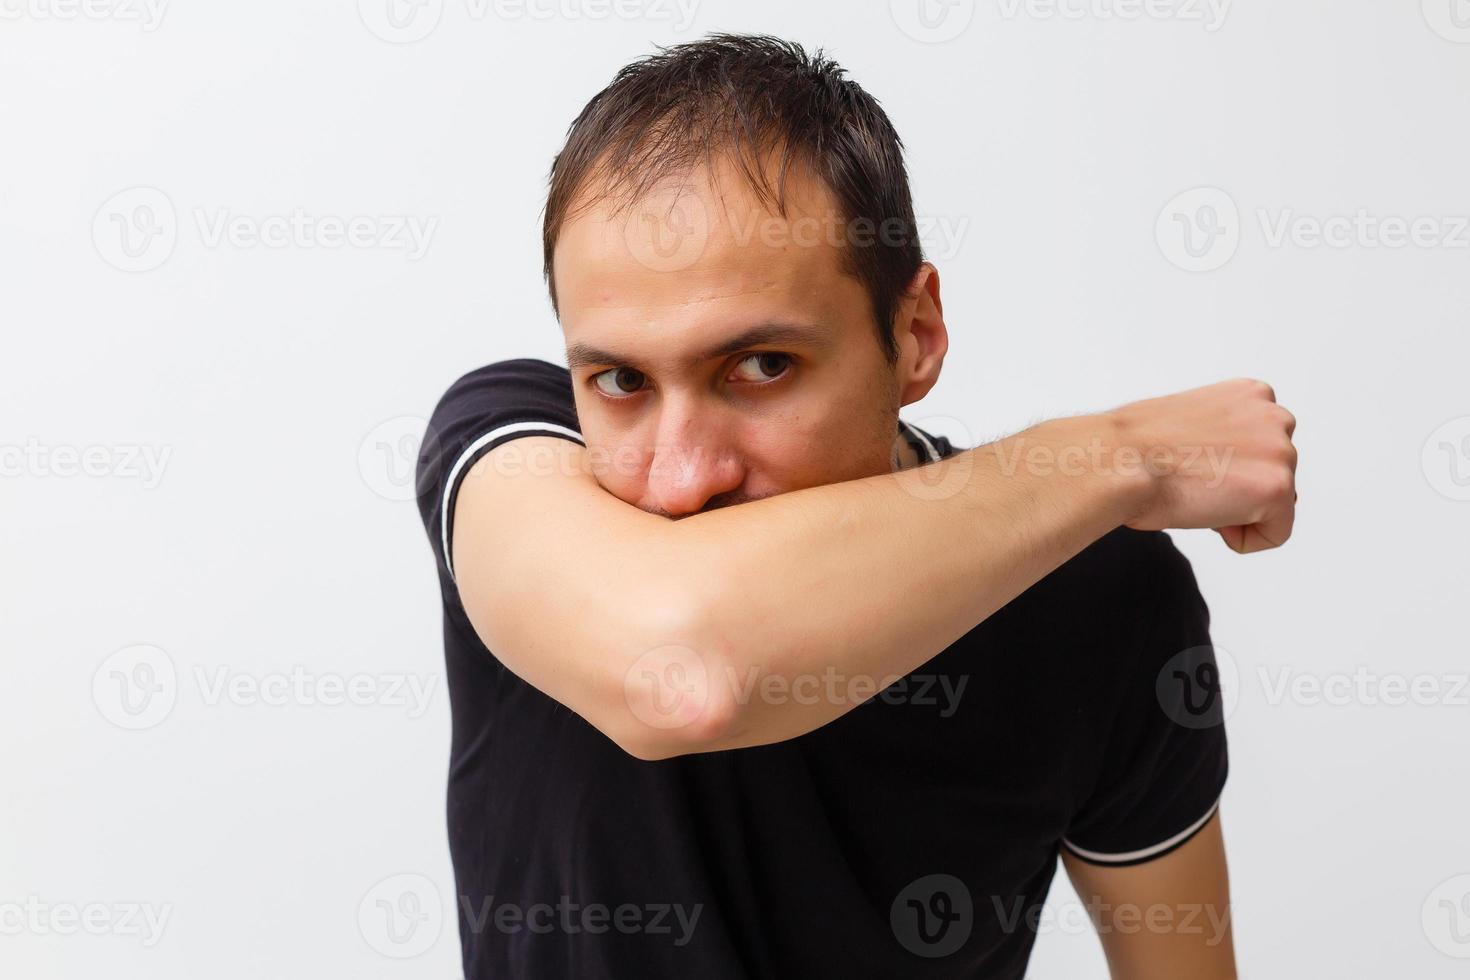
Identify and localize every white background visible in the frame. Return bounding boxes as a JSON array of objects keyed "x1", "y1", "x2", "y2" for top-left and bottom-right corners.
[{"x1": 3, "y1": 0, "x2": 1468, "y2": 976}]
